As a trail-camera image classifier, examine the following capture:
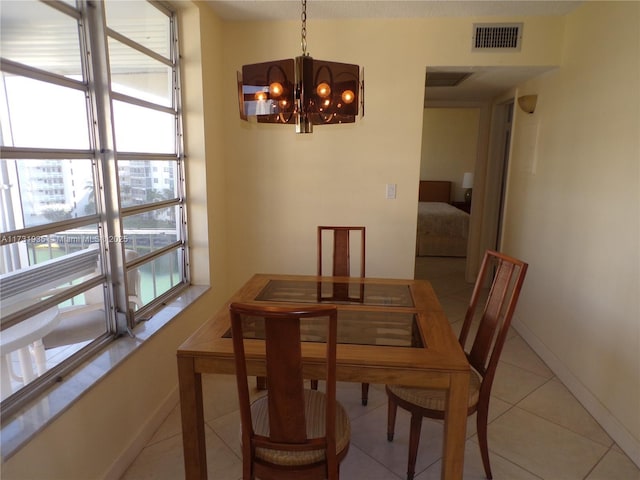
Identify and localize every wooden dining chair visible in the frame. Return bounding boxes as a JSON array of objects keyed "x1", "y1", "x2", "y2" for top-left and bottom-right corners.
[
  {"x1": 230, "y1": 302, "x2": 351, "y2": 480},
  {"x1": 386, "y1": 250, "x2": 528, "y2": 480},
  {"x1": 317, "y1": 226, "x2": 366, "y2": 279},
  {"x1": 316, "y1": 226, "x2": 371, "y2": 405}
]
